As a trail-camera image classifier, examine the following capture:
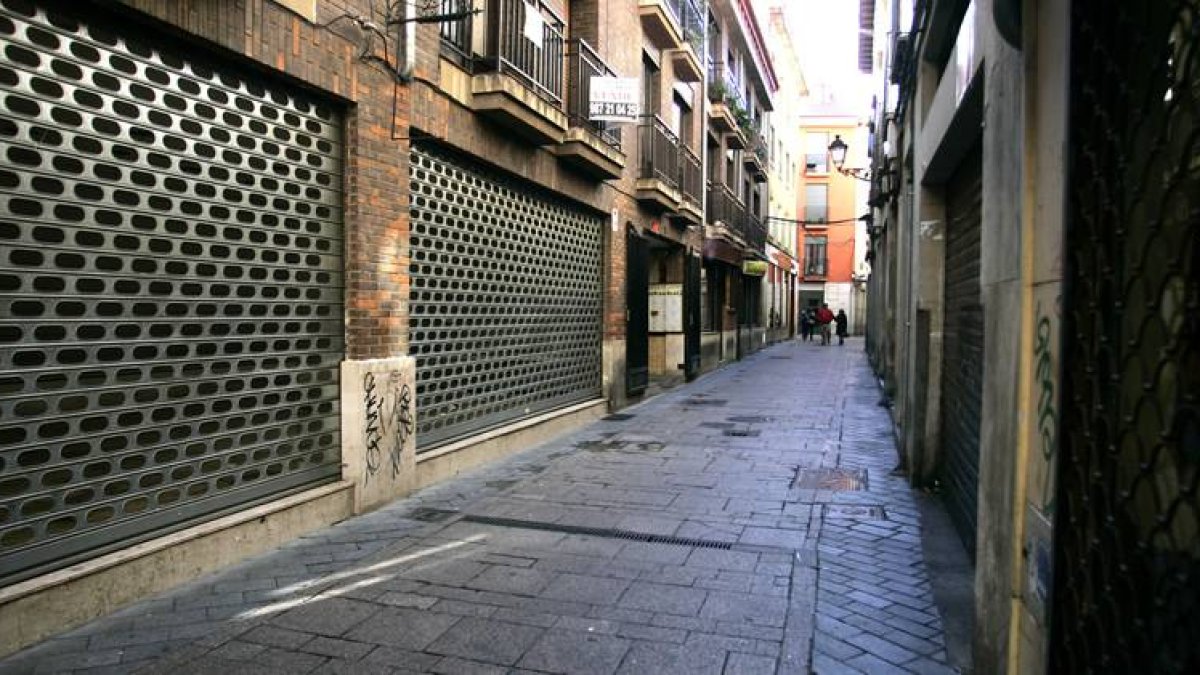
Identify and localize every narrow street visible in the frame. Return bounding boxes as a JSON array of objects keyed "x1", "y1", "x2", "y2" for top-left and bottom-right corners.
[{"x1": 1, "y1": 340, "x2": 967, "y2": 675}]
